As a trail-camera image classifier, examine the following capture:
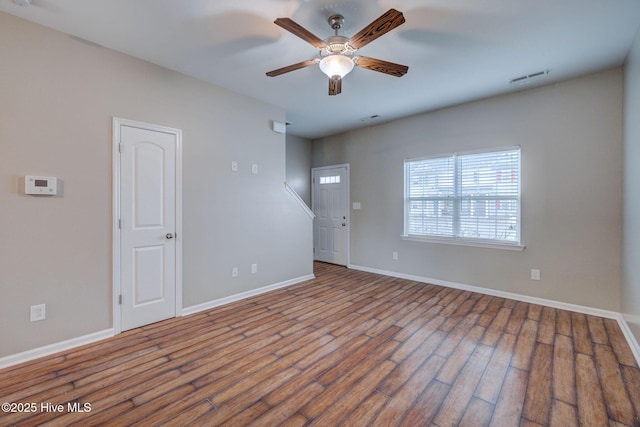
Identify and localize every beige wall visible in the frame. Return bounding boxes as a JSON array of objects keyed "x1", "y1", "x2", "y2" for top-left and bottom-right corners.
[
  {"x1": 623, "y1": 28, "x2": 640, "y2": 342},
  {"x1": 0, "y1": 12, "x2": 313, "y2": 357},
  {"x1": 313, "y1": 69, "x2": 623, "y2": 311}
]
